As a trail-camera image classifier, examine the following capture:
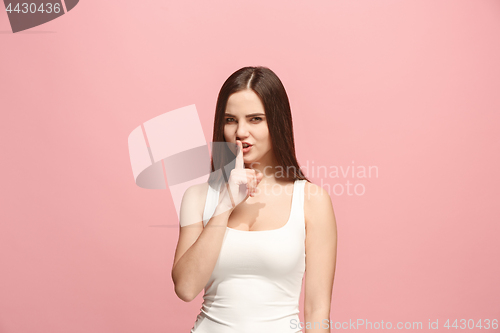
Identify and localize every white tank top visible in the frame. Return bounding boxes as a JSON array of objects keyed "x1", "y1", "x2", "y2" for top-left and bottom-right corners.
[{"x1": 190, "y1": 179, "x2": 307, "y2": 333}]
